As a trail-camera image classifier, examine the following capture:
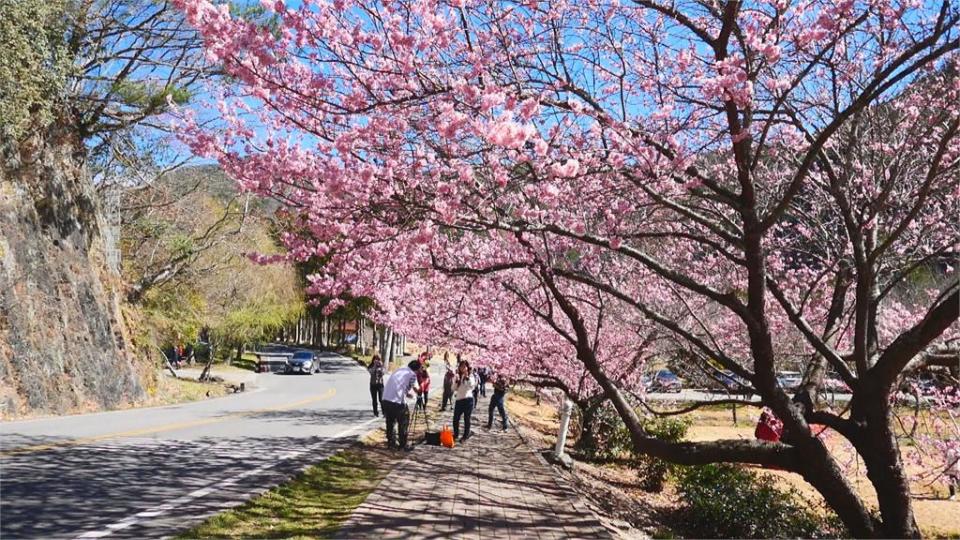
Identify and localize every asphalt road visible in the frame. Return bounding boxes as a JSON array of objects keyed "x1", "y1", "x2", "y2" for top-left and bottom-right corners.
[{"x1": 0, "y1": 352, "x2": 379, "y2": 540}]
